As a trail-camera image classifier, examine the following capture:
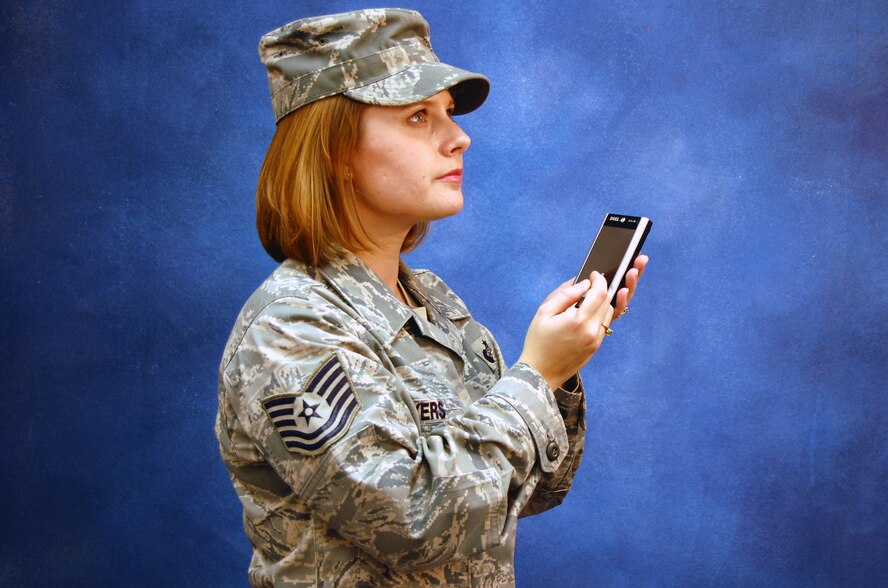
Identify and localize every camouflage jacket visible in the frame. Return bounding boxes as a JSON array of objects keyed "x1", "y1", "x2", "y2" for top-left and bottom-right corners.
[{"x1": 216, "y1": 252, "x2": 586, "y2": 587}]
